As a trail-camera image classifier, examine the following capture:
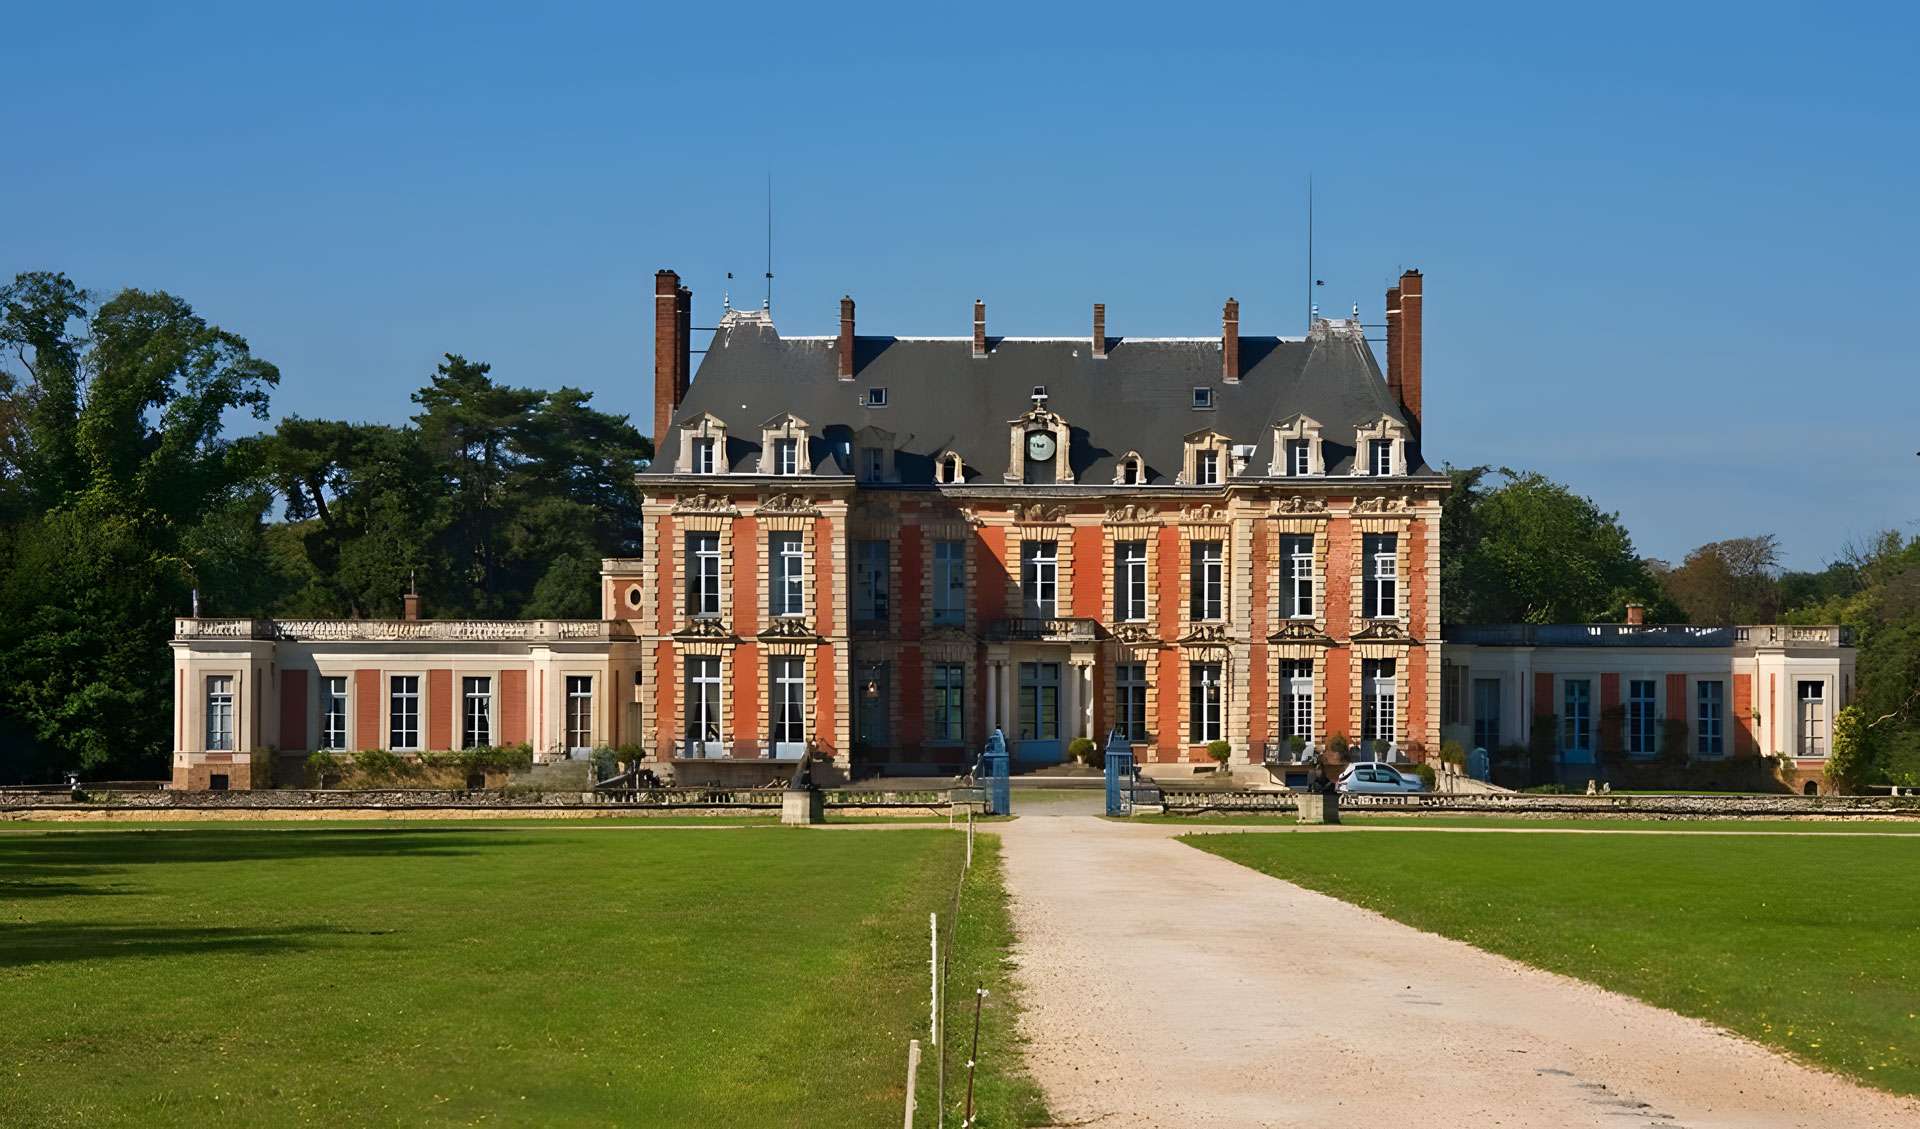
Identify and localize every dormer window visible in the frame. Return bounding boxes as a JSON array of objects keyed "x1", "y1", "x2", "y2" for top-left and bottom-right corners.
[
  {"x1": 1196, "y1": 451, "x2": 1220, "y2": 485},
  {"x1": 1288, "y1": 440, "x2": 1311, "y2": 476},
  {"x1": 774, "y1": 438, "x2": 798, "y2": 475},
  {"x1": 693, "y1": 438, "x2": 717, "y2": 474},
  {"x1": 866, "y1": 387, "x2": 888, "y2": 407},
  {"x1": 1270, "y1": 414, "x2": 1325, "y2": 477},
  {"x1": 1351, "y1": 415, "x2": 1410, "y2": 477},
  {"x1": 936, "y1": 452, "x2": 964, "y2": 484},
  {"x1": 758, "y1": 413, "x2": 810, "y2": 476},
  {"x1": 1114, "y1": 452, "x2": 1144, "y2": 485},
  {"x1": 1192, "y1": 387, "x2": 1213, "y2": 409},
  {"x1": 861, "y1": 447, "x2": 885, "y2": 483},
  {"x1": 677, "y1": 413, "x2": 731, "y2": 475},
  {"x1": 1370, "y1": 440, "x2": 1393, "y2": 476}
]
